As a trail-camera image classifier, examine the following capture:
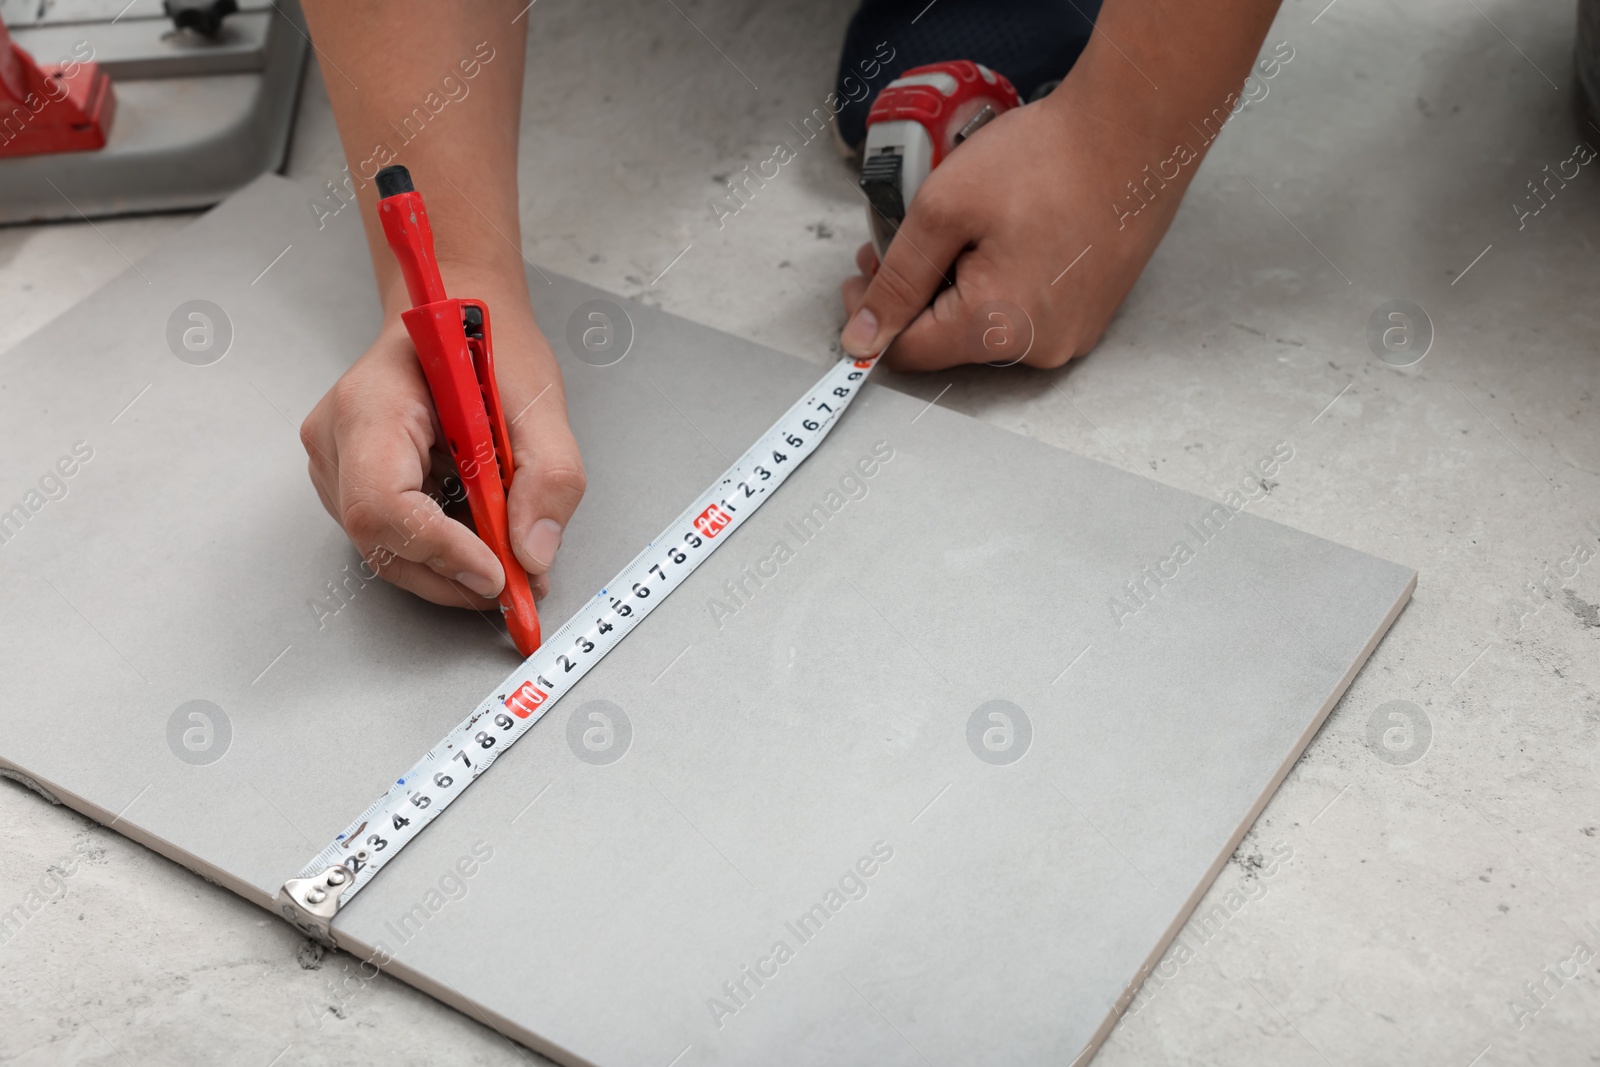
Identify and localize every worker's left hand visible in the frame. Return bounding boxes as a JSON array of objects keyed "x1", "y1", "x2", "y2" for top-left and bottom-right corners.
[{"x1": 838, "y1": 76, "x2": 1197, "y2": 370}]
